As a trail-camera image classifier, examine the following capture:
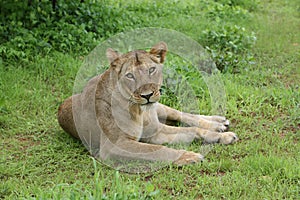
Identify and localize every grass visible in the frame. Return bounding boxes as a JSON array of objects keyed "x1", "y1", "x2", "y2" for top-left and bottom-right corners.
[{"x1": 1, "y1": 0, "x2": 299, "y2": 199}]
